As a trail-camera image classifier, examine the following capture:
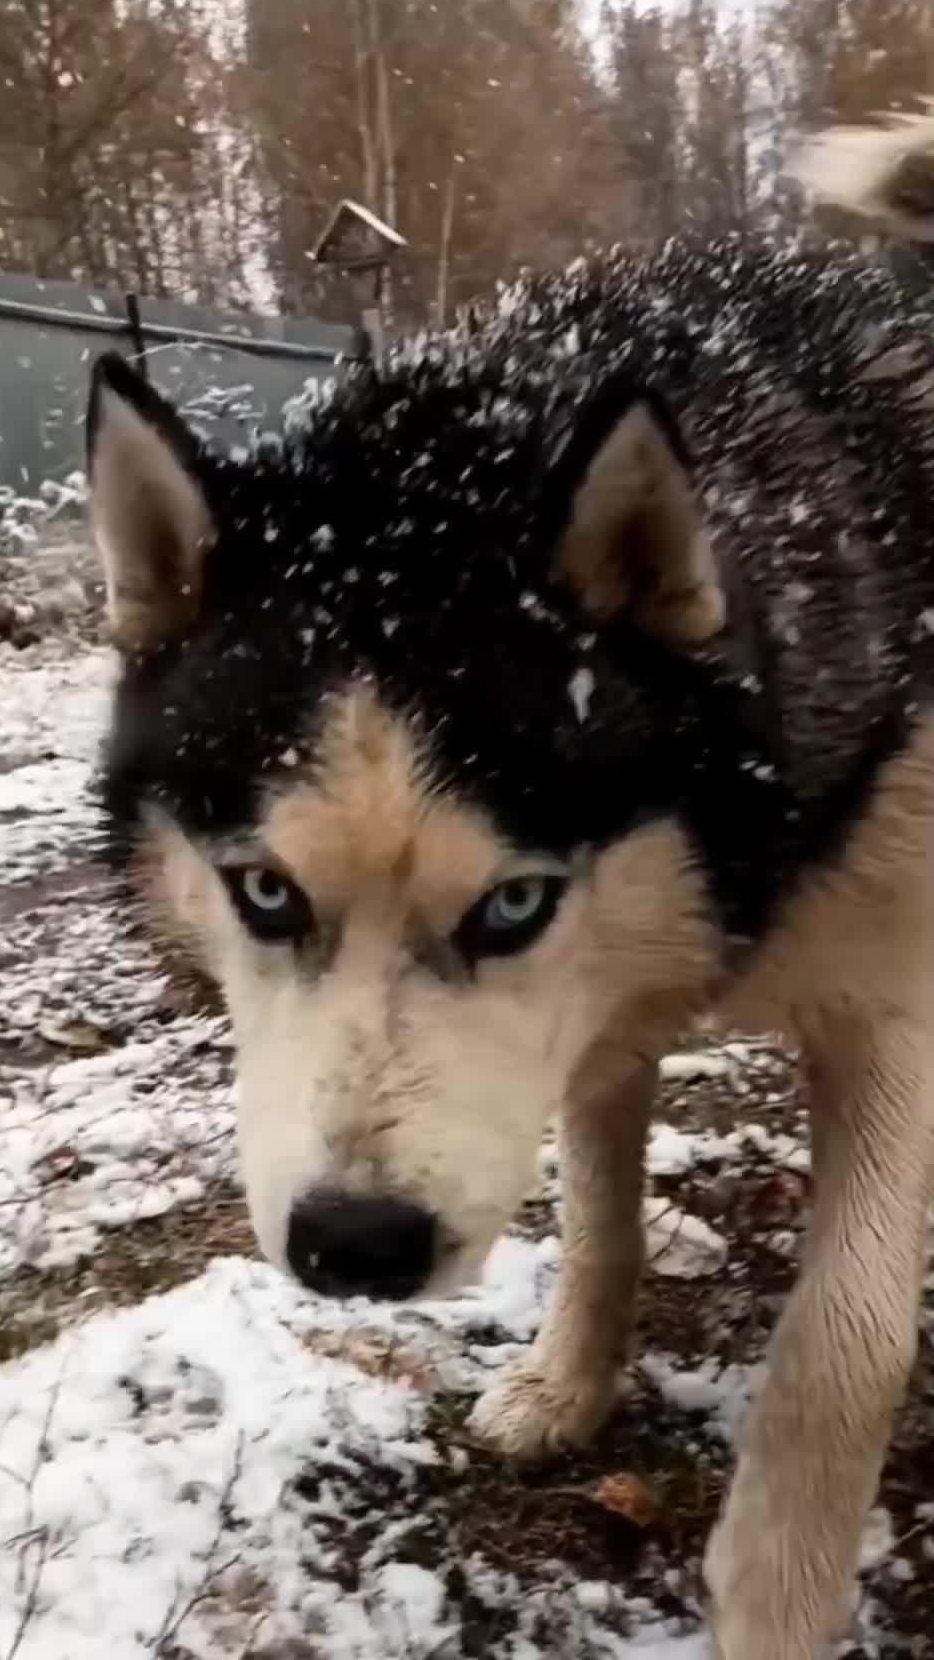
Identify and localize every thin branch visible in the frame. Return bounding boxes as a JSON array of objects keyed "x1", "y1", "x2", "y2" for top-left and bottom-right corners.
[
  {"x1": 3, "y1": 1375, "x2": 64, "y2": 1660},
  {"x1": 5, "y1": 1527, "x2": 51, "y2": 1660},
  {"x1": 148, "y1": 1431, "x2": 246, "y2": 1654}
]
